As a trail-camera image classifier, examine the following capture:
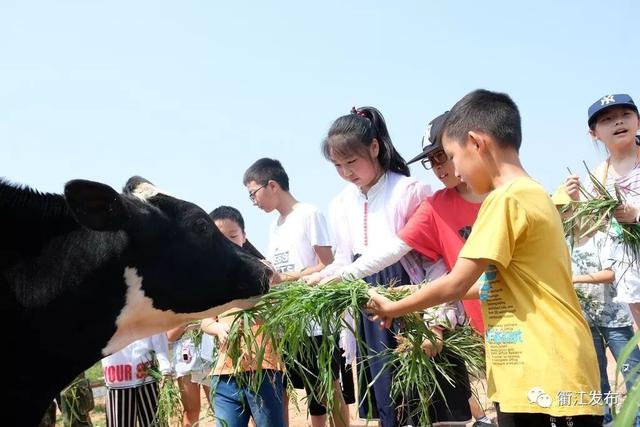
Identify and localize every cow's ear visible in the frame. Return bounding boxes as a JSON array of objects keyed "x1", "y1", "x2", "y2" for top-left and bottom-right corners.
[{"x1": 64, "y1": 180, "x2": 130, "y2": 231}]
